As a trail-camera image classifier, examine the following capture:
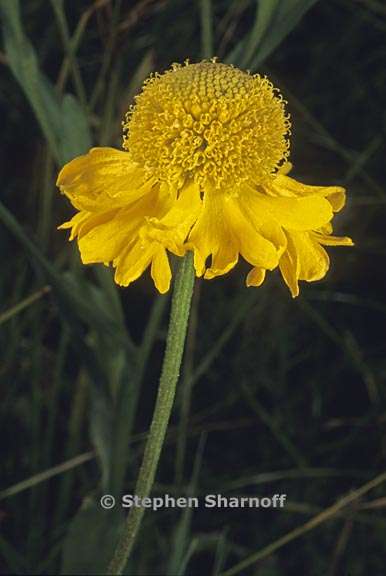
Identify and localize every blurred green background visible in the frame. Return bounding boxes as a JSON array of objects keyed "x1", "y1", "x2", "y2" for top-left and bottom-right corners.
[{"x1": 1, "y1": 0, "x2": 386, "y2": 574}]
